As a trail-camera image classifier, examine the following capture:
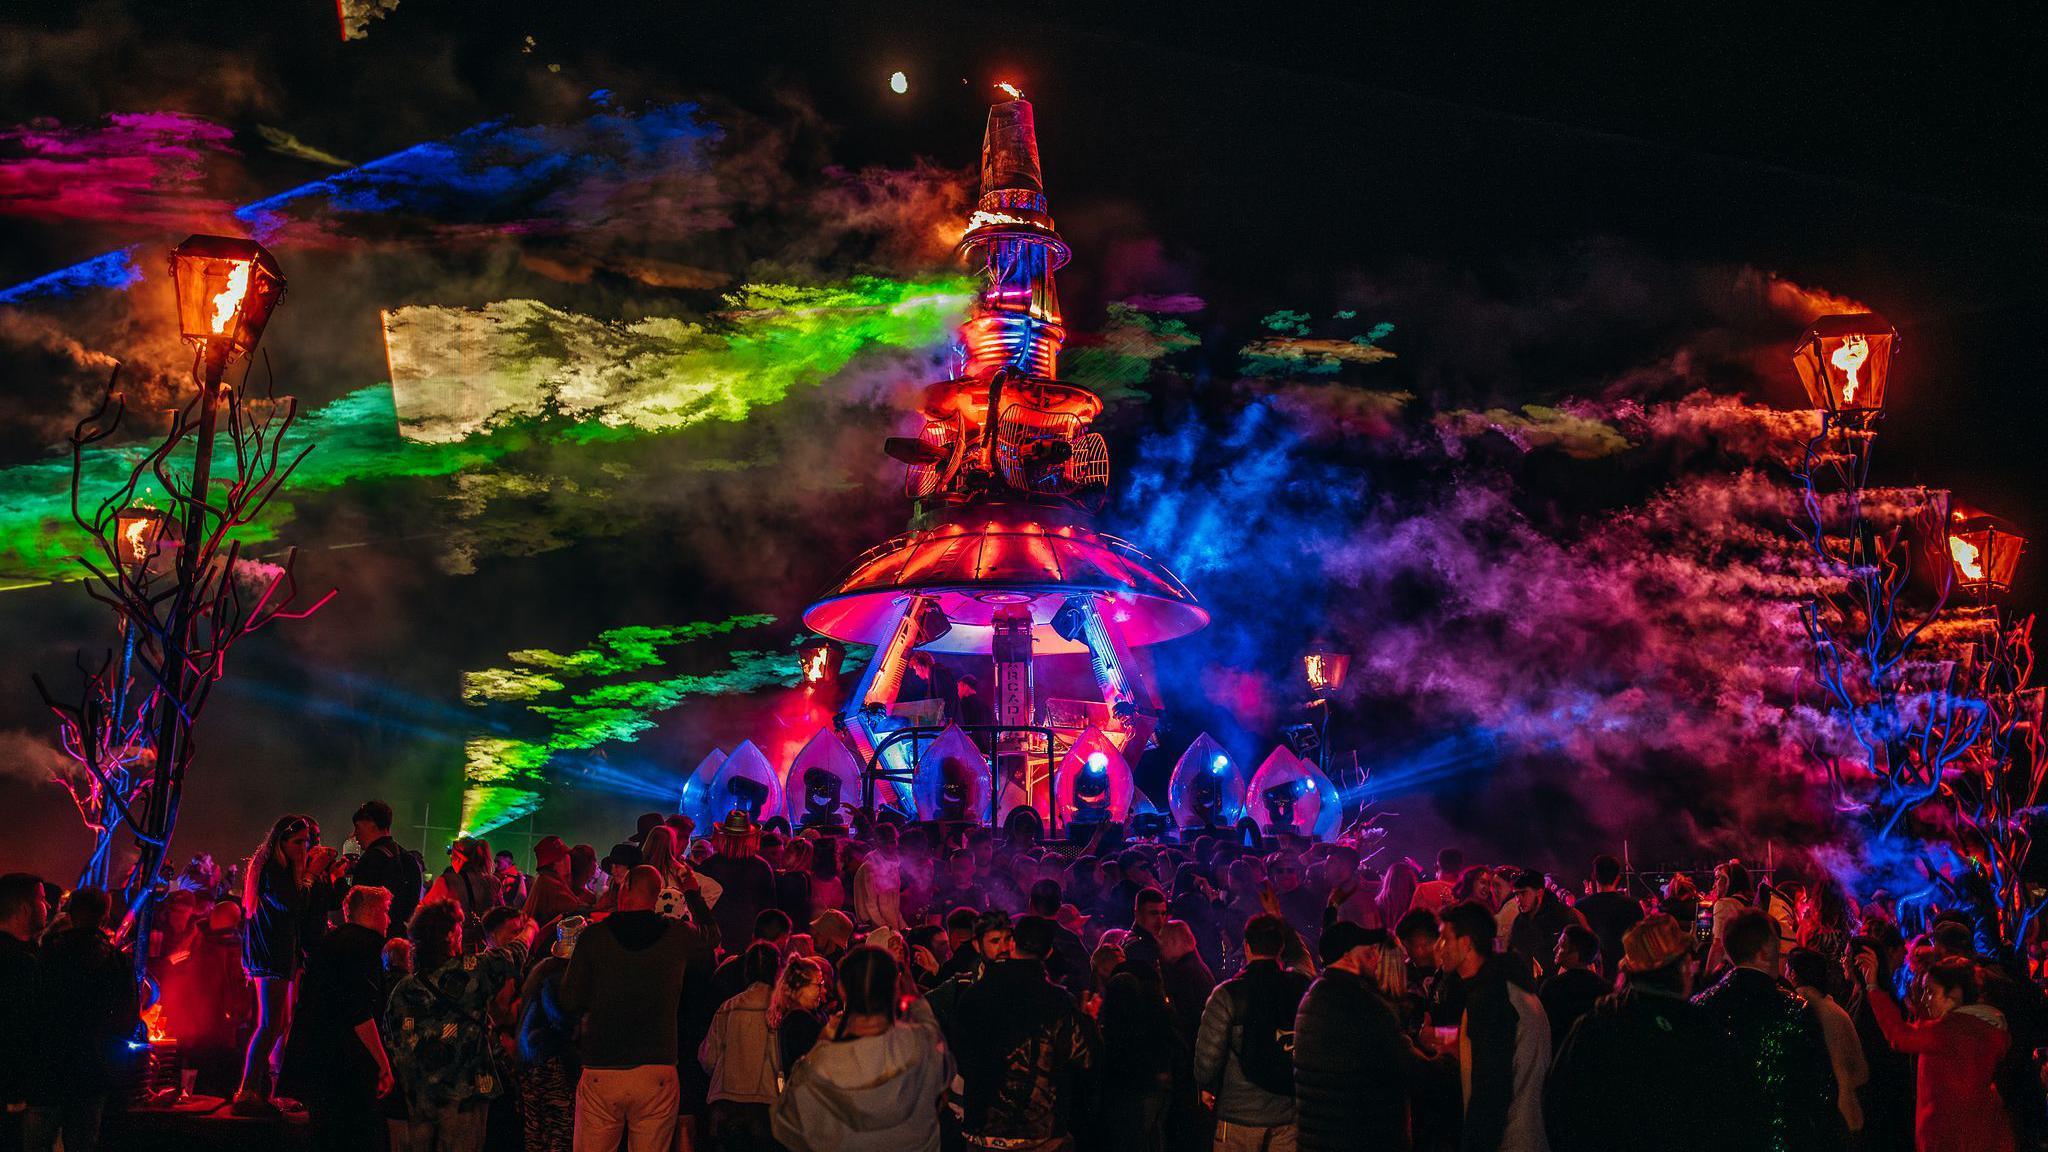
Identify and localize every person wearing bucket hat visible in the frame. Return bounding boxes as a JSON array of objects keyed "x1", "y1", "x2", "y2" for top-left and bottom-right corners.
[
  {"x1": 523, "y1": 835, "x2": 588, "y2": 931},
  {"x1": 698, "y1": 810, "x2": 777, "y2": 957},
  {"x1": 1545, "y1": 913, "x2": 1765, "y2": 1152}
]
